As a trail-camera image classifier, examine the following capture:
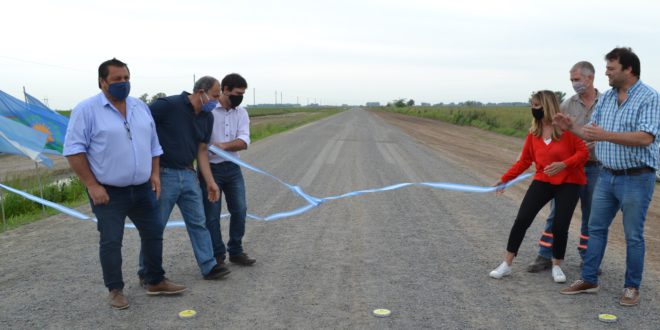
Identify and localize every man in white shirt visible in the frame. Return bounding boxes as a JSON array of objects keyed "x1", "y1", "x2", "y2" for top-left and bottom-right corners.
[{"x1": 201, "y1": 73, "x2": 256, "y2": 267}]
